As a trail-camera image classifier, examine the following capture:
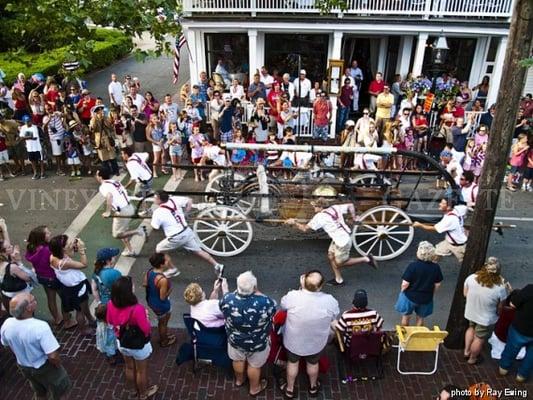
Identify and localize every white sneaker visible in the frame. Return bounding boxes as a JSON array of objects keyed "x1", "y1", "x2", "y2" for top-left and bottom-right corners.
[
  {"x1": 121, "y1": 249, "x2": 138, "y2": 257},
  {"x1": 527, "y1": 186, "x2": 532, "y2": 192},
  {"x1": 163, "y1": 267, "x2": 181, "y2": 278},
  {"x1": 521, "y1": 185, "x2": 527, "y2": 191},
  {"x1": 214, "y1": 263, "x2": 224, "y2": 277}
]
